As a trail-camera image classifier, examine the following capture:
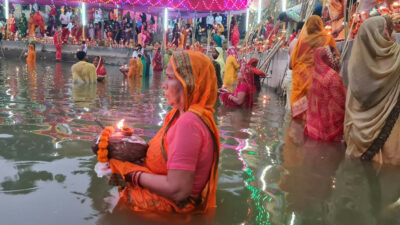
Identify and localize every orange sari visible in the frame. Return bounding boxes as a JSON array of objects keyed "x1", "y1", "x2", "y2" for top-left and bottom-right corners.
[
  {"x1": 290, "y1": 15, "x2": 339, "y2": 119},
  {"x1": 110, "y1": 50, "x2": 220, "y2": 215},
  {"x1": 26, "y1": 45, "x2": 36, "y2": 67}
]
